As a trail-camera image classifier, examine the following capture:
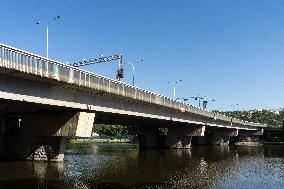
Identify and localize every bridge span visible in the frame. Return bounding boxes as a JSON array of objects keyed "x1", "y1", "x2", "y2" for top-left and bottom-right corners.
[{"x1": 0, "y1": 43, "x2": 269, "y2": 161}]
